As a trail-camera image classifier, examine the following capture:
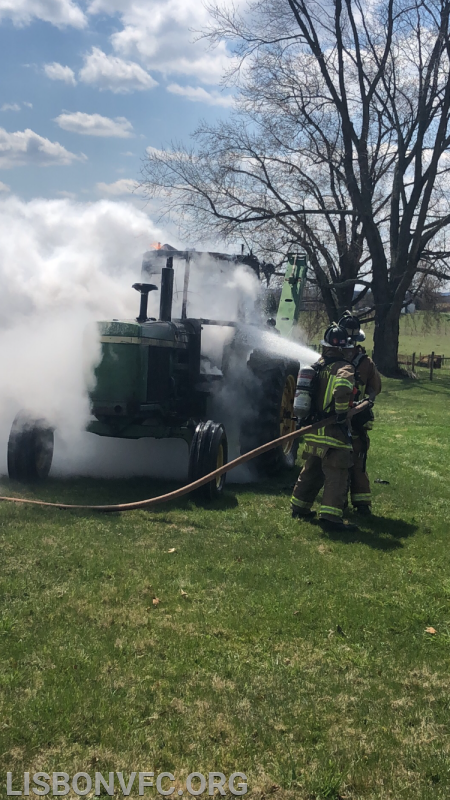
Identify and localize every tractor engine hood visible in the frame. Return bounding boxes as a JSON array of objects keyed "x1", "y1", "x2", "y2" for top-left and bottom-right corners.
[
  {"x1": 97, "y1": 318, "x2": 191, "y2": 348},
  {"x1": 89, "y1": 317, "x2": 203, "y2": 425}
]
